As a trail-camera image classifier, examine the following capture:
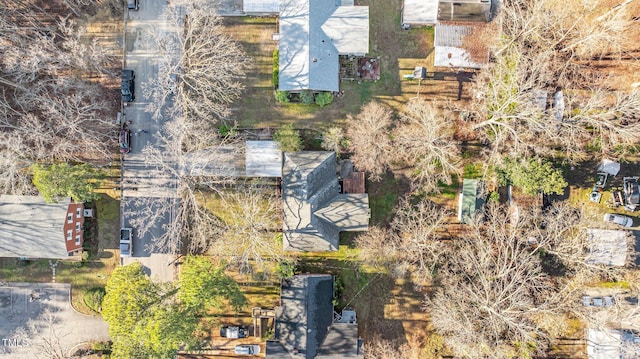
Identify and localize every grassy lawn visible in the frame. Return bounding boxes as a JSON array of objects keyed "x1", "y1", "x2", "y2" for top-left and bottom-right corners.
[
  {"x1": 0, "y1": 193, "x2": 120, "y2": 315},
  {"x1": 0, "y1": 255, "x2": 118, "y2": 315}
]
